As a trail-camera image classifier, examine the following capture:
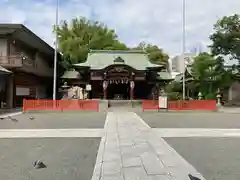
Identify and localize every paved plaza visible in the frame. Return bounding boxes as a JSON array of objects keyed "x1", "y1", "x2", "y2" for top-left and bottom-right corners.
[
  {"x1": 139, "y1": 111, "x2": 240, "y2": 180},
  {"x1": 138, "y1": 112, "x2": 240, "y2": 129},
  {"x1": 0, "y1": 138, "x2": 100, "y2": 180},
  {"x1": 0, "y1": 111, "x2": 105, "y2": 180},
  {"x1": 0, "y1": 111, "x2": 106, "y2": 129},
  {"x1": 1, "y1": 110, "x2": 240, "y2": 180}
]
